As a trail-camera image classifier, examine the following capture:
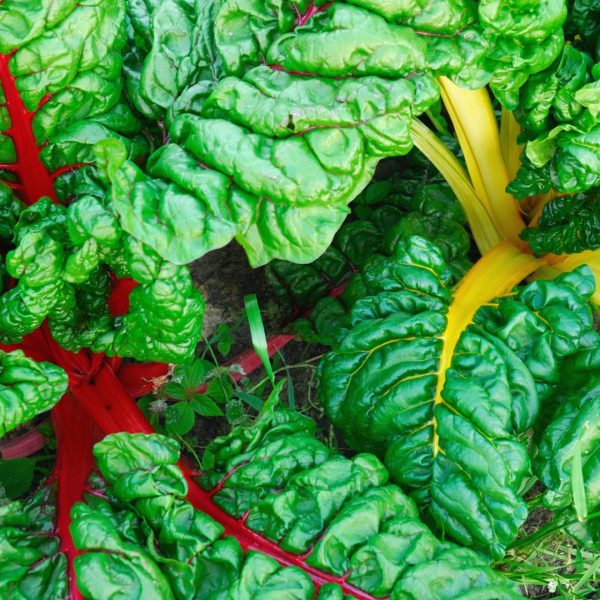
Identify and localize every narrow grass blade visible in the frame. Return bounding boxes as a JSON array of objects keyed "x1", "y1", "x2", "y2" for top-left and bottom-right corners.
[
  {"x1": 244, "y1": 294, "x2": 275, "y2": 383},
  {"x1": 572, "y1": 440, "x2": 588, "y2": 522}
]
